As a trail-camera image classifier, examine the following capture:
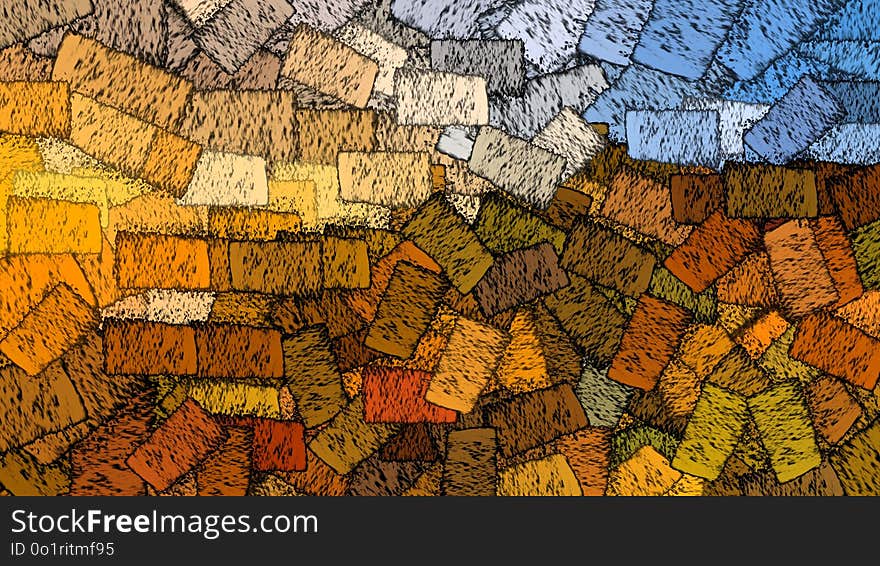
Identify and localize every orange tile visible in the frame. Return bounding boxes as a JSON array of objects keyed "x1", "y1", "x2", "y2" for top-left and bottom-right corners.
[
  {"x1": 115, "y1": 232, "x2": 211, "y2": 290},
  {"x1": 790, "y1": 312, "x2": 880, "y2": 390},
  {"x1": 0, "y1": 284, "x2": 96, "y2": 375},
  {"x1": 0, "y1": 81, "x2": 70, "y2": 137}
]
